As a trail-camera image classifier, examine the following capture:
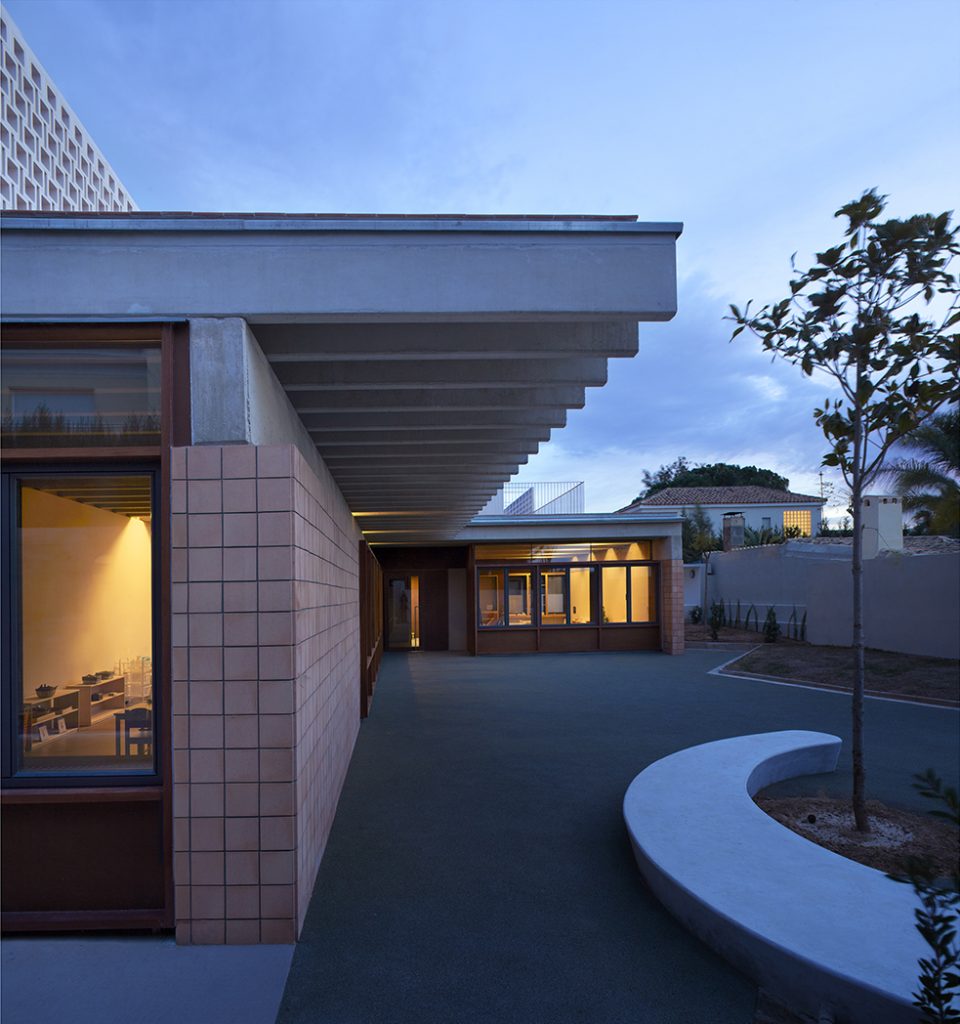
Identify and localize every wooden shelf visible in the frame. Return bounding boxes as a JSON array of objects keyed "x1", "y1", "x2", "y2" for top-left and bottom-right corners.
[{"x1": 25, "y1": 676, "x2": 127, "y2": 743}]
